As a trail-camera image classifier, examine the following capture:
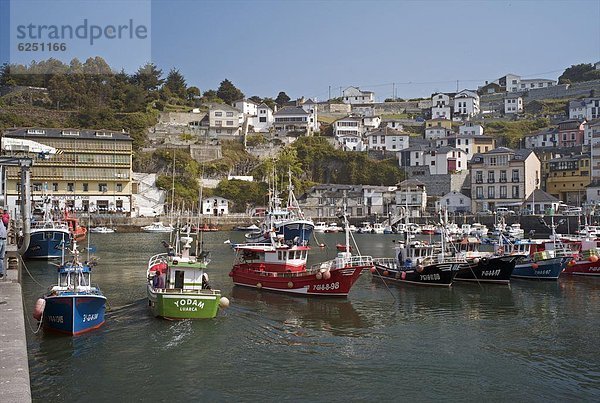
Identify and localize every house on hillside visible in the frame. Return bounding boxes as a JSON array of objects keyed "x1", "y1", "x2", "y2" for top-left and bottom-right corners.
[
  {"x1": 298, "y1": 98, "x2": 319, "y2": 132},
  {"x1": 504, "y1": 94, "x2": 523, "y2": 114},
  {"x1": 569, "y1": 98, "x2": 600, "y2": 121},
  {"x1": 459, "y1": 122, "x2": 484, "y2": 136},
  {"x1": 453, "y1": 90, "x2": 480, "y2": 119},
  {"x1": 333, "y1": 115, "x2": 366, "y2": 138},
  {"x1": 202, "y1": 196, "x2": 230, "y2": 216},
  {"x1": 342, "y1": 86, "x2": 375, "y2": 104},
  {"x1": 251, "y1": 103, "x2": 274, "y2": 132},
  {"x1": 435, "y1": 191, "x2": 471, "y2": 213},
  {"x1": 233, "y1": 99, "x2": 258, "y2": 118},
  {"x1": 365, "y1": 128, "x2": 409, "y2": 151},
  {"x1": 435, "y1": 135, "x2": 495, "y2": 161},
  {"x1": 523, "y1": 189, "x2": 560, "y2": 215},
  {"x1": 336, "y1": 133, "x2": 367, "y2": 152},
  {"x1": 203, "y1": 103, "x2": 242, "y2": 136},
  {"x1": 273, "y1": 106, "x2": 313, "y2": 136},
  {"x1": 431, "y1": 93, "x2": 452, "y2": 119},
  {"x1": 557, "y1": 120, "x2": 585, "y2": 148},
  {"x1": 545, "y1": 154, "x2": 590, "y2": 205},
  {"x1": 396, "y1": 179, "x2": 427, "y2": 217},
  {"x1": 399, "y1": 145, "x2": 467, "y2": 175}
]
